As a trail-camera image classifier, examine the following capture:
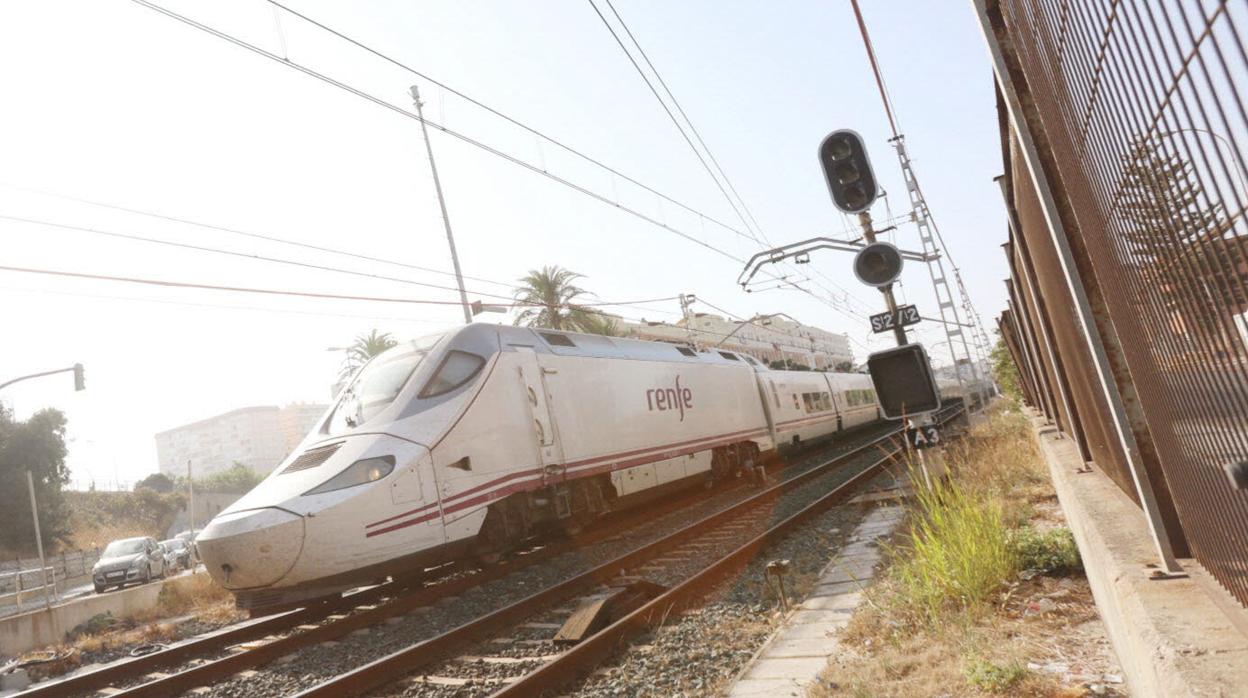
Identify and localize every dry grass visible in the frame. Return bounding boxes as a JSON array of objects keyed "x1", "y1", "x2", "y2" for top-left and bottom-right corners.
[
  {"x1": 17, "y1": 573, "x2": 242, "y2": 681},
  {"x1": 813, "y1": 404, "x2": 1121, "y2": 697}
]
